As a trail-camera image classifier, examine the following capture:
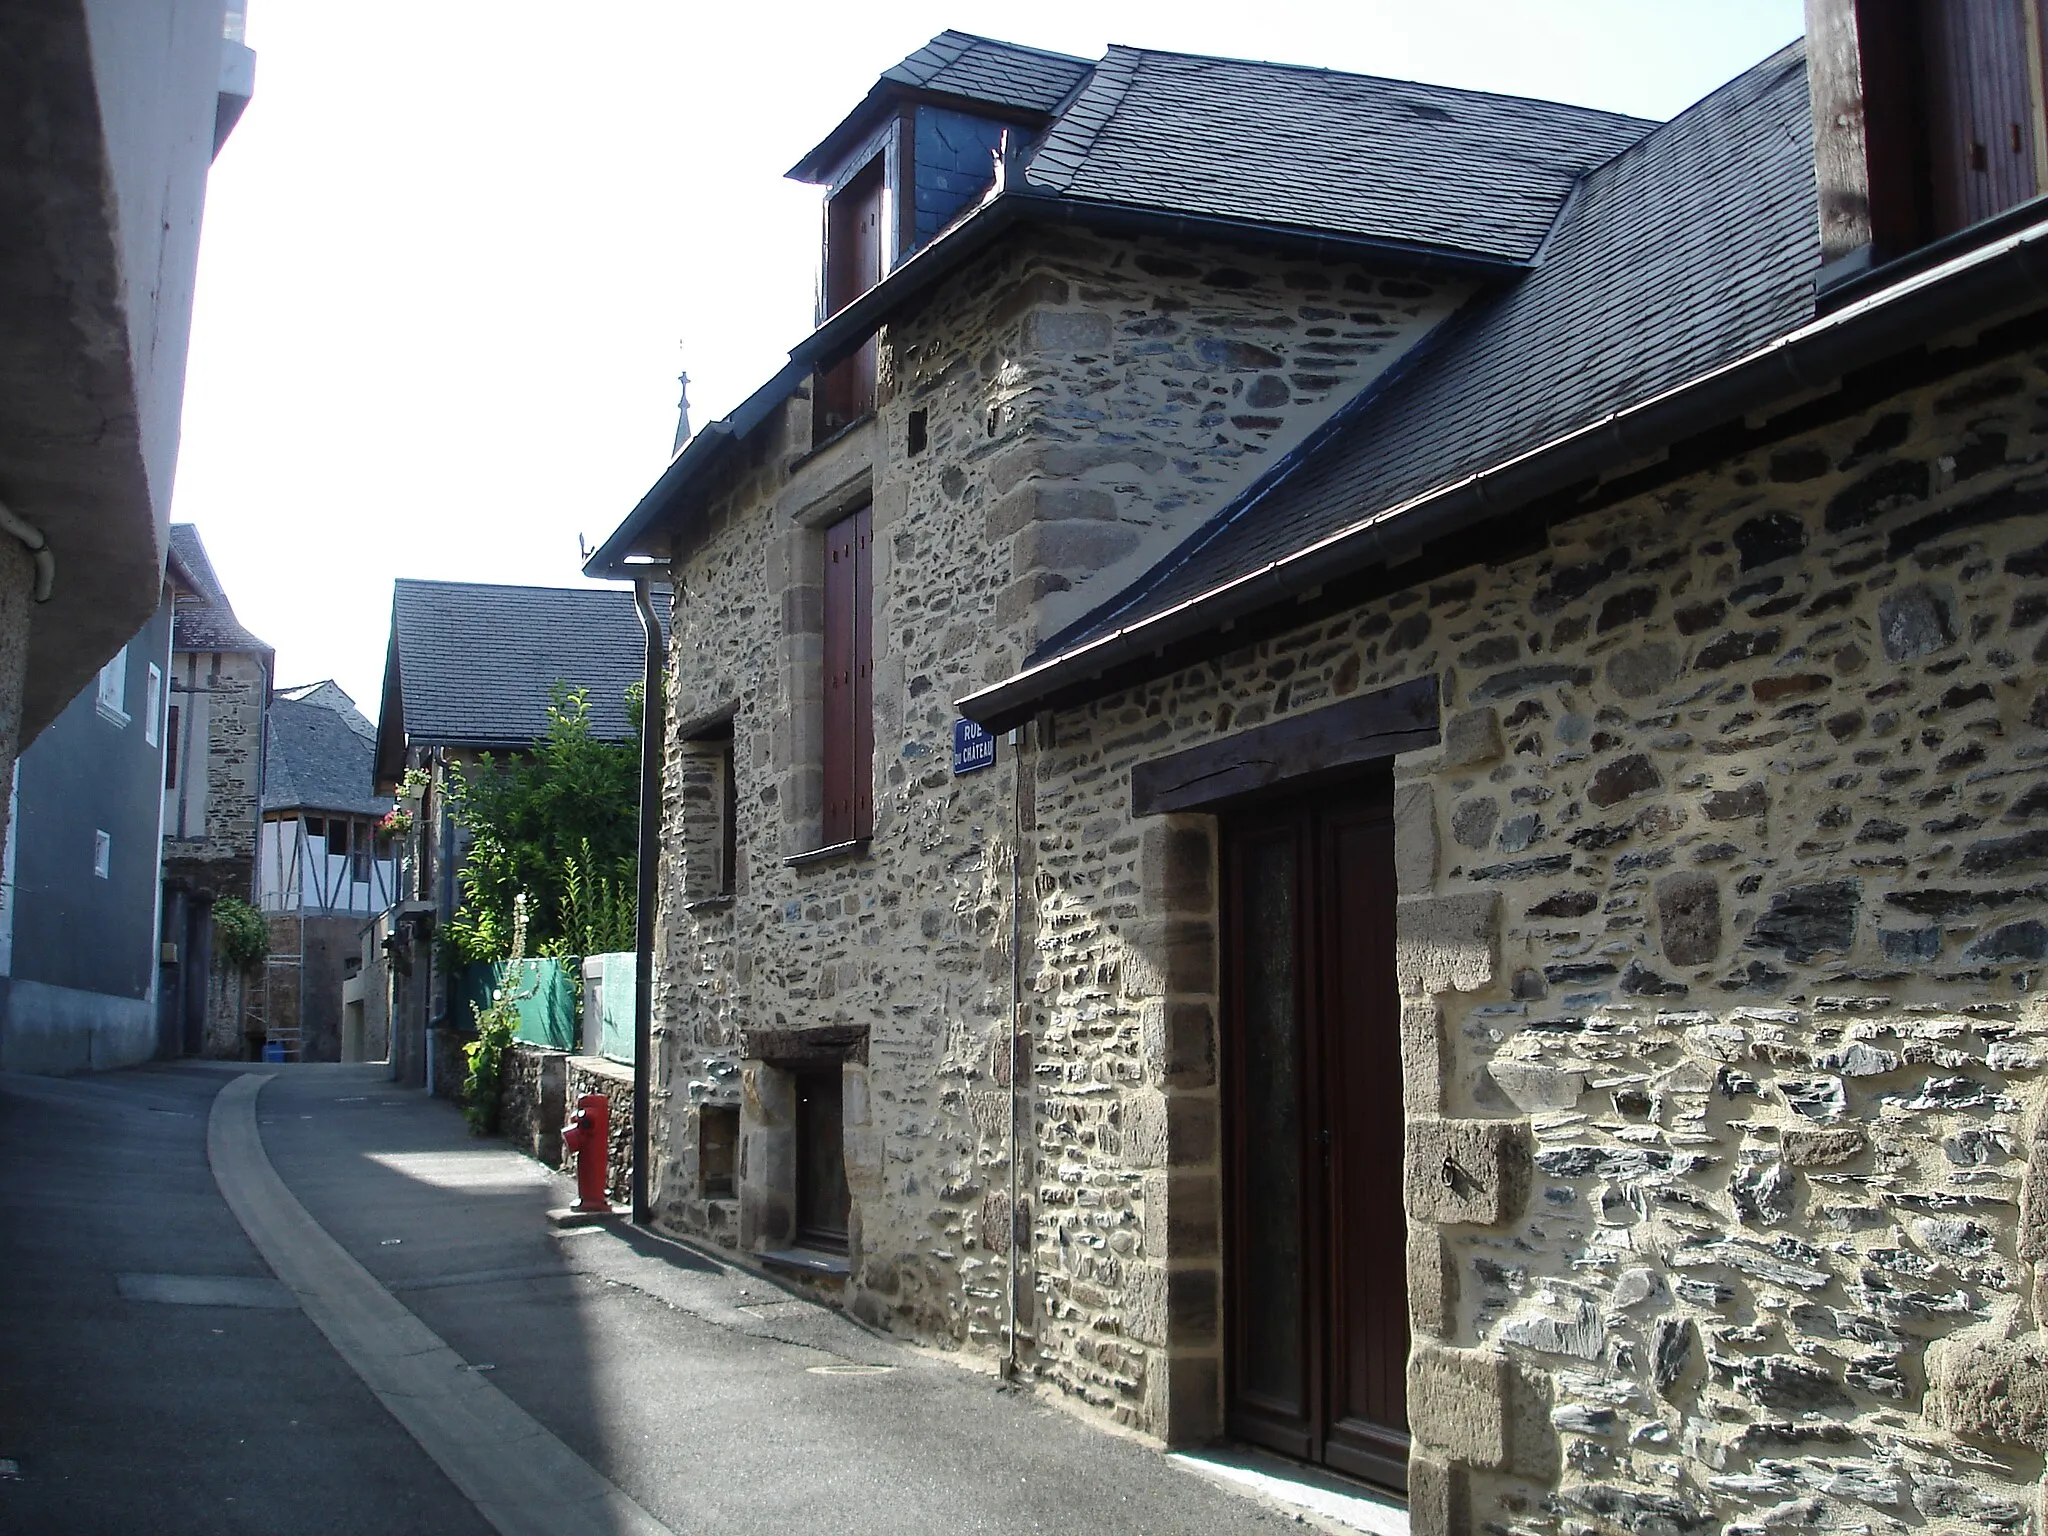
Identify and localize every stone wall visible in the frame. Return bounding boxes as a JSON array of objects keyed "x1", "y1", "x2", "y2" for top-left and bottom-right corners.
[
  {"x1": 163, "y1": 647, "x2": 267, "y2": 899},
  {"x1": 499, "y1": 1042, "x2": 567, "y2": 1164},
  {"x1": 648, "y1": 227, "x2": 1466, "y2": 1351},
  {"x1": 1028, "y1": 336, "x2": 2048, "y2": 1526},
  {"x1": 568, "y1": 1055, "x2": 633, "y2": 1204},
  {"x1": 203, "y1": 961, "x2": 255, "y2": 1058}
]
